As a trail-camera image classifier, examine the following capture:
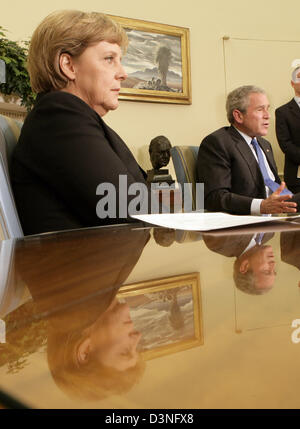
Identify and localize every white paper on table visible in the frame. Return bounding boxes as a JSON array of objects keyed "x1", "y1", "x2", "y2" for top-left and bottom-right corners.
[{"x1": 131, "y1": 212, "x2": 300, "y2": 231}]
